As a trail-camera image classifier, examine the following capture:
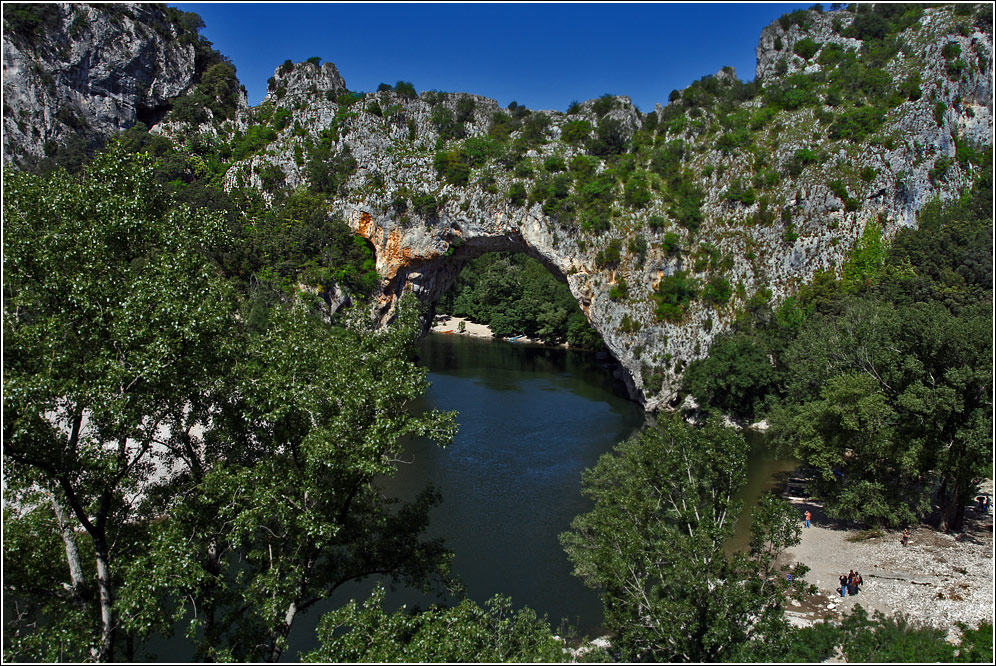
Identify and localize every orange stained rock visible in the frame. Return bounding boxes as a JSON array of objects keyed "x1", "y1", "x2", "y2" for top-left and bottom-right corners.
[{"x1": 354, "y1": 211, "x2": 375, "y2": 239}]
